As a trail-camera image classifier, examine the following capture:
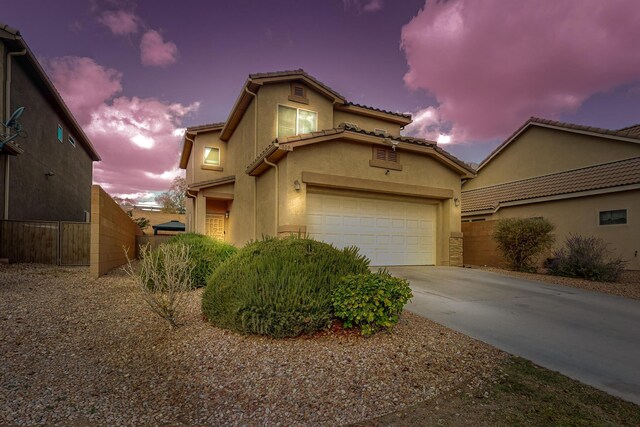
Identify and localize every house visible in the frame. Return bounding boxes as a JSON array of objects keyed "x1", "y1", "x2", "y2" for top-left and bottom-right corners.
[
  {"x1": 179, "y1": 70, "x2": 474, "y2": 266},
  {"x1": 461, "y1": 117, "x2": 640, "y2": 269},
  {"x1": 0, "y1": 22, "x2": 100, "y2": 222}
]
